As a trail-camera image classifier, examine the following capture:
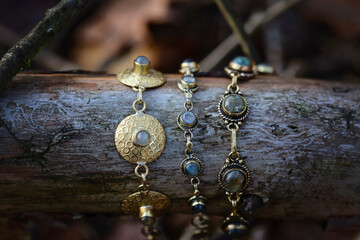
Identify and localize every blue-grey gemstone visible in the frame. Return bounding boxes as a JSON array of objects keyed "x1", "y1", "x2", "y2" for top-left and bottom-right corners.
[
  {"x1": 135, "y1": 56, "x2": 149, "y2": 65},
  {"x1": 183, "y1": 58, "x2": 194, "y2": 63},
  {"x1": 224, "y1": 94, "x2": 245, "y2": 114},
  {"x1": 256, "y1": 63, "x2": 275, "y2": 74},
  {"x1": 135, "y1": 130, "x2": 150, "y2": 146},
  {"x1": 181, "y1": 111, "x2": 196, "y2": 125},
  {"x1": 232, "y1": 56, "x2": 251, "y2": 66},
  {"x1": 192, "y1": 203, "x2": 206, "y2": 213},
  {"x1": 223, "y1": 170, "x2": 245, "y2": 192},
  {"x1": 140, "y1": 216, "x2": 154, "y2": 226},
  {"x1": 185, "y1": 162, "x2": 199, "y2": 176},
  {"x1": 182, "y1": 75, "x2": 195, "y2": 84},
  {"x1": 227, "y1": 228, "x2": 246, "y2": 239}
]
